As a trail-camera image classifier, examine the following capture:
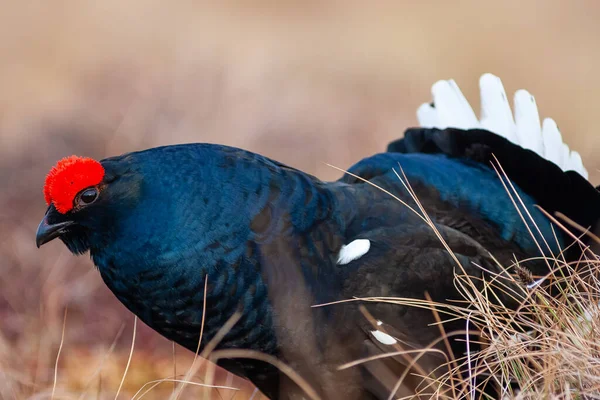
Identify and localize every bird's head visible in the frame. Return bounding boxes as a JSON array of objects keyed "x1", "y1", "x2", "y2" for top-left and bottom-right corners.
[
  {"x1": 36, "y1": 144, "x2": 264, "y2": 265},
  {"x1": 36, "y1": 154, "x2": 143, "y2": 255}
]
